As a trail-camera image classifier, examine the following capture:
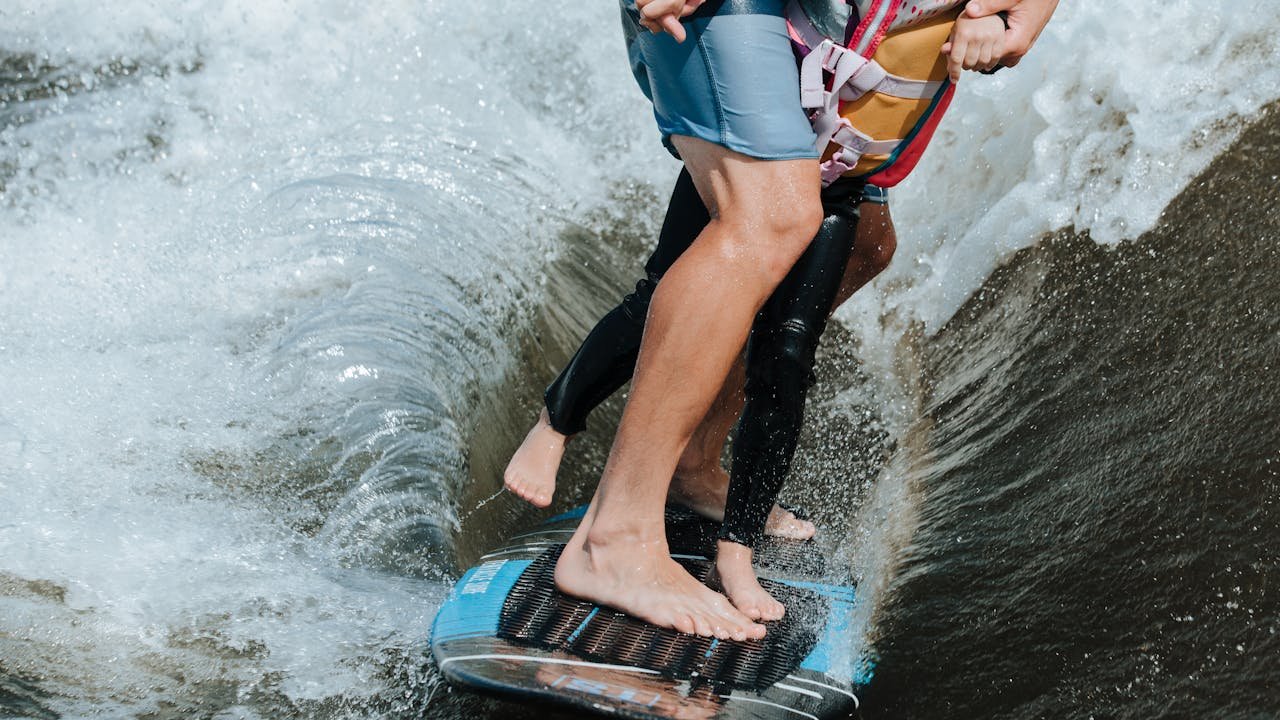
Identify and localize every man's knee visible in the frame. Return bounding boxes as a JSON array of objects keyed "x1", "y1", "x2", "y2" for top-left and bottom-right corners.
[
  {"x1": 730, "y1": 197, "x2": 824, "y2": 284},
  {"x1": 777, "y1": 199, "x2": 824, "y2": 250},
  {"x1": 766, "y1": 189, "x2": 823, "y2": 238}
]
